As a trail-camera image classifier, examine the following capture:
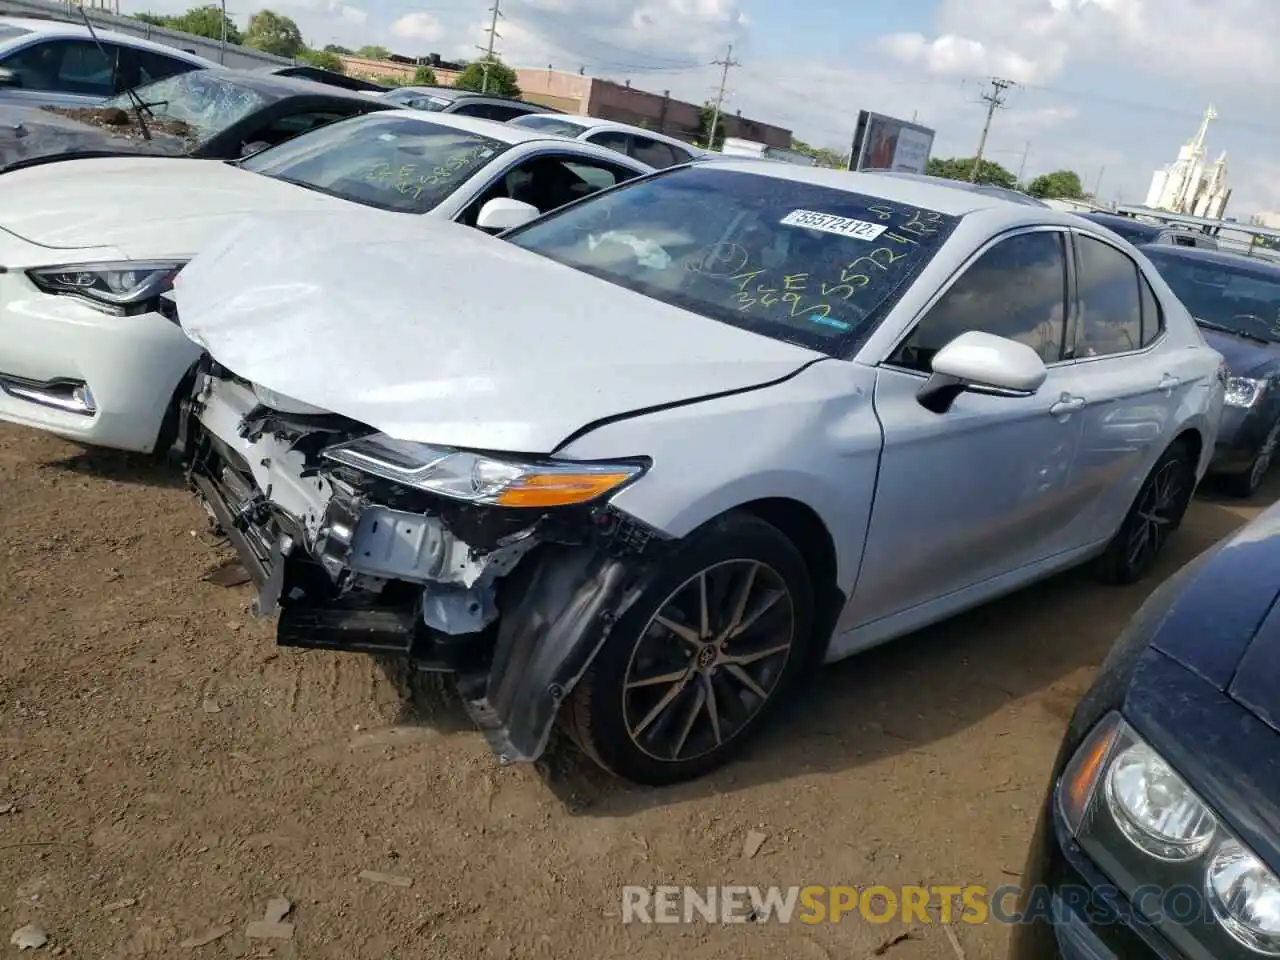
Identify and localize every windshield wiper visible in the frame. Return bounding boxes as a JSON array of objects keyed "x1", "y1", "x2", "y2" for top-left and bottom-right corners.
[
  {"x1": 1194, "y1": 317, "x2": 1273, "y2": 345},
  {"x1": 77, "y1": 7, "x2": 151, "y2": 141}
]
